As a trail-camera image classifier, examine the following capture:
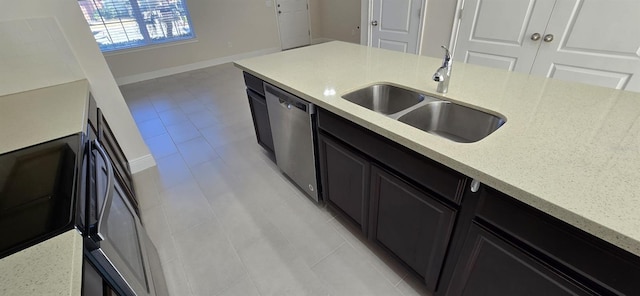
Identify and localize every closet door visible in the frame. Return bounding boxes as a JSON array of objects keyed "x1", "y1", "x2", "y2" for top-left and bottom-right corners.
[
  {"x1": 530, "y1": 0, "x2": 640, "y2": 92},
  {"x1": 453, "y1": 0, "x2": 555, "y2": 72}
]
